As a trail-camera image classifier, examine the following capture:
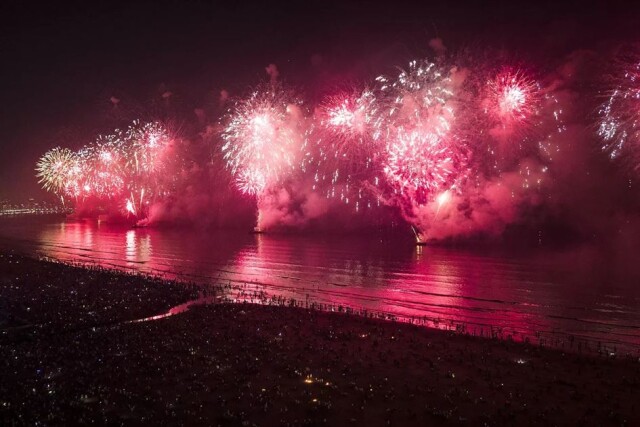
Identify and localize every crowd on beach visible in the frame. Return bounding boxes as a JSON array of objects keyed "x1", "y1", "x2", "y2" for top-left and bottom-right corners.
[
  {"x1": 2, "y1": 301, "x2": 639, "y2": 425},
  {"x1": 0, "y1": 252, "x2": 200, "y2": 337},
  {"x1": 1, "y1": 251, "x2": 639, "y2": 425}
]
